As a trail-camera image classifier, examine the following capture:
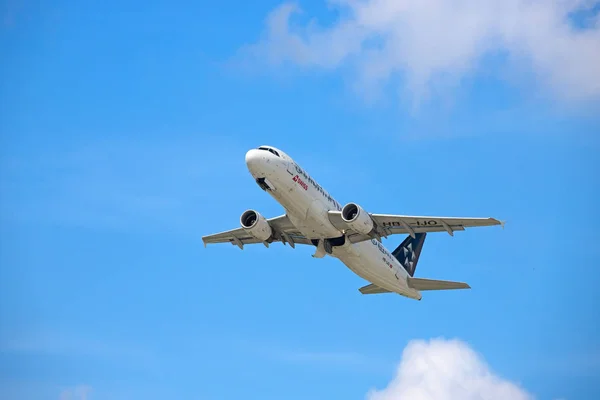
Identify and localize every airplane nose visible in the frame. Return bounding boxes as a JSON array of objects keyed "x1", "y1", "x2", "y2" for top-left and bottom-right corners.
[{"x1": 245, "y1": 149, "x2": 263, "y2": 172}]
